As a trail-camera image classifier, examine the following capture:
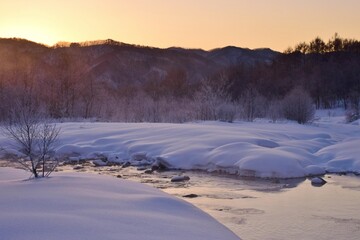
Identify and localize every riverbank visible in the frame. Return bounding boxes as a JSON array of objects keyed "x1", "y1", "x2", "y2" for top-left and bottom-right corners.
[{"x1": 1, "y1": 117, "x2": 359, "y2": 178}]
